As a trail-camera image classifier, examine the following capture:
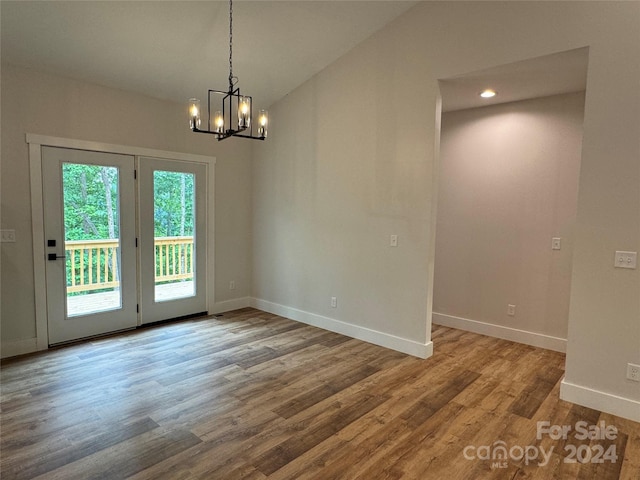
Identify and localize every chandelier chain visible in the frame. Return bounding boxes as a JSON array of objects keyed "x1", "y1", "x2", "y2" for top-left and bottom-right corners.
[{"x1": 228, "y1": 0, "x2": 237, "y2": 91}]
